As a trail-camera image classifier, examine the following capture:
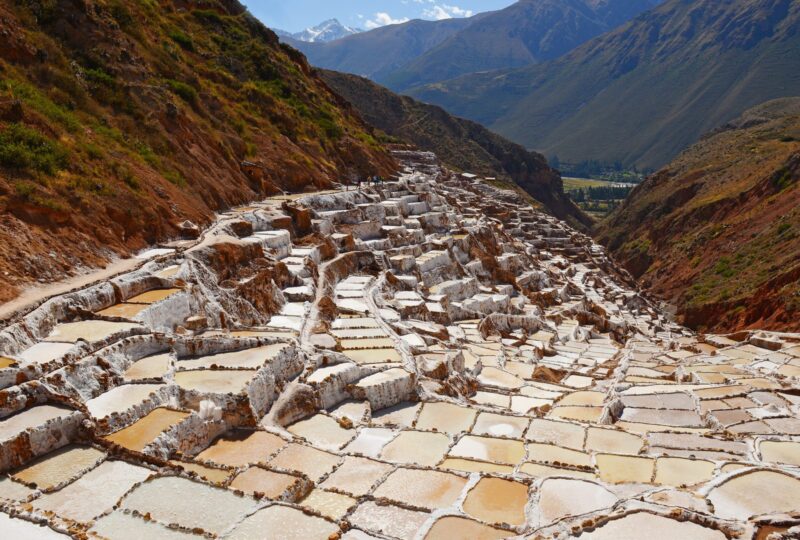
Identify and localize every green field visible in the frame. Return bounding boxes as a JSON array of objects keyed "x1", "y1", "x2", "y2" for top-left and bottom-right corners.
[{"x1": 562, "y1": 177, "x2": 627, "y2": 191}]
